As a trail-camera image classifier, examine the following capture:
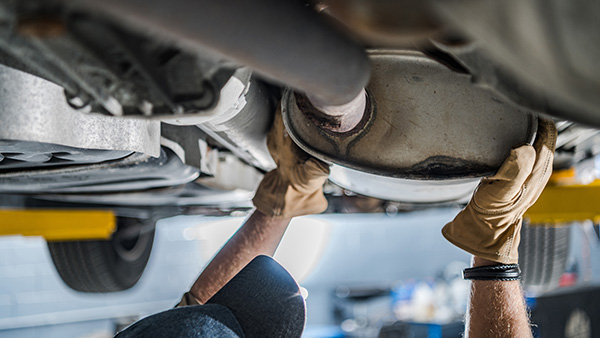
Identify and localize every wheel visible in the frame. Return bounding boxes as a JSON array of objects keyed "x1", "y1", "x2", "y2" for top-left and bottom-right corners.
[
  {"x1": 47, "y1": 217, "x2": 155, "y2": 292},
  {"x1": 519, "y1": 223, "x2": 570, "y2": 292}
]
